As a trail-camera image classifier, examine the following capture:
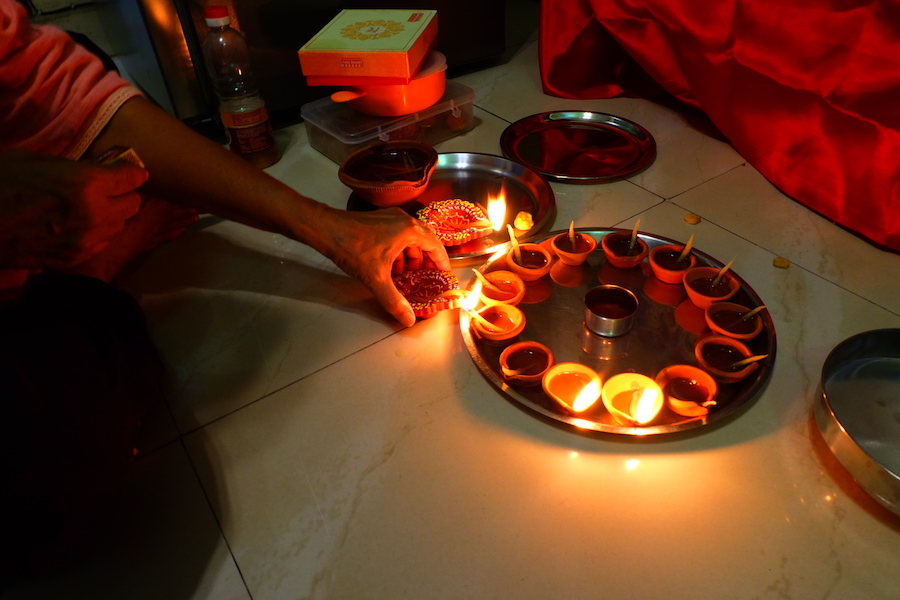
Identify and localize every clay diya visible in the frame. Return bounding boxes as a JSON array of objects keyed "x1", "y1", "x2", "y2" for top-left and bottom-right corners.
[
  {"x1": 506, "y1": 243, "x2": 553, "y2": 282},
  {"x1": 649, "y1": 243, "x2": 698, "y2": 284},
  {"x1": 600, "y1": 372, "x2": 664, "y2": 426},
  {"x1": 601, "y1": 229, "x2": 649, "y2": 270},
  {"x1": 655, "y1": 364, "x2": 718, "y2": 417},
  {"x1": 475, "y1": 270, "x2": 526, "y2": 306},
  {"x1": 417, "y1": 199, "x2": 494, "y2": 246},
  {"x1": 339, "y1": 140, "x2": 438, "y2": 207},
  {"x1": 683, "y1": 265, "x2": 739, "y2": 309},
  {"x1": 393, "y1": 269, "x2": 463, "y2": 318},
  {"x1": 499, "y1": 341, "x2": 555, "y2": 387},
  {"x1": 694, "y1": 335, "x2": 762, "y2": 384},
  {"x1": 469, "y1": 303, "x2": 526, "y2": 342},
  {"x1": 705, "y1": 302, "x2": 765, "y2": 340},
  {"x1": 542, "y1": 362, "x2": 602, "y2": 413},
  {"x1": 550, "y1": 225, "x2": 597, "y2": 266}
]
